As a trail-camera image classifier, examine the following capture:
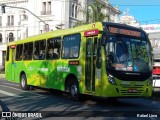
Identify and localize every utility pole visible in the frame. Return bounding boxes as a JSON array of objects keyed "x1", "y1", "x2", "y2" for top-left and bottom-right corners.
[{"x1": 0, "y1": 4, "x2": 49, "y2": 32}]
